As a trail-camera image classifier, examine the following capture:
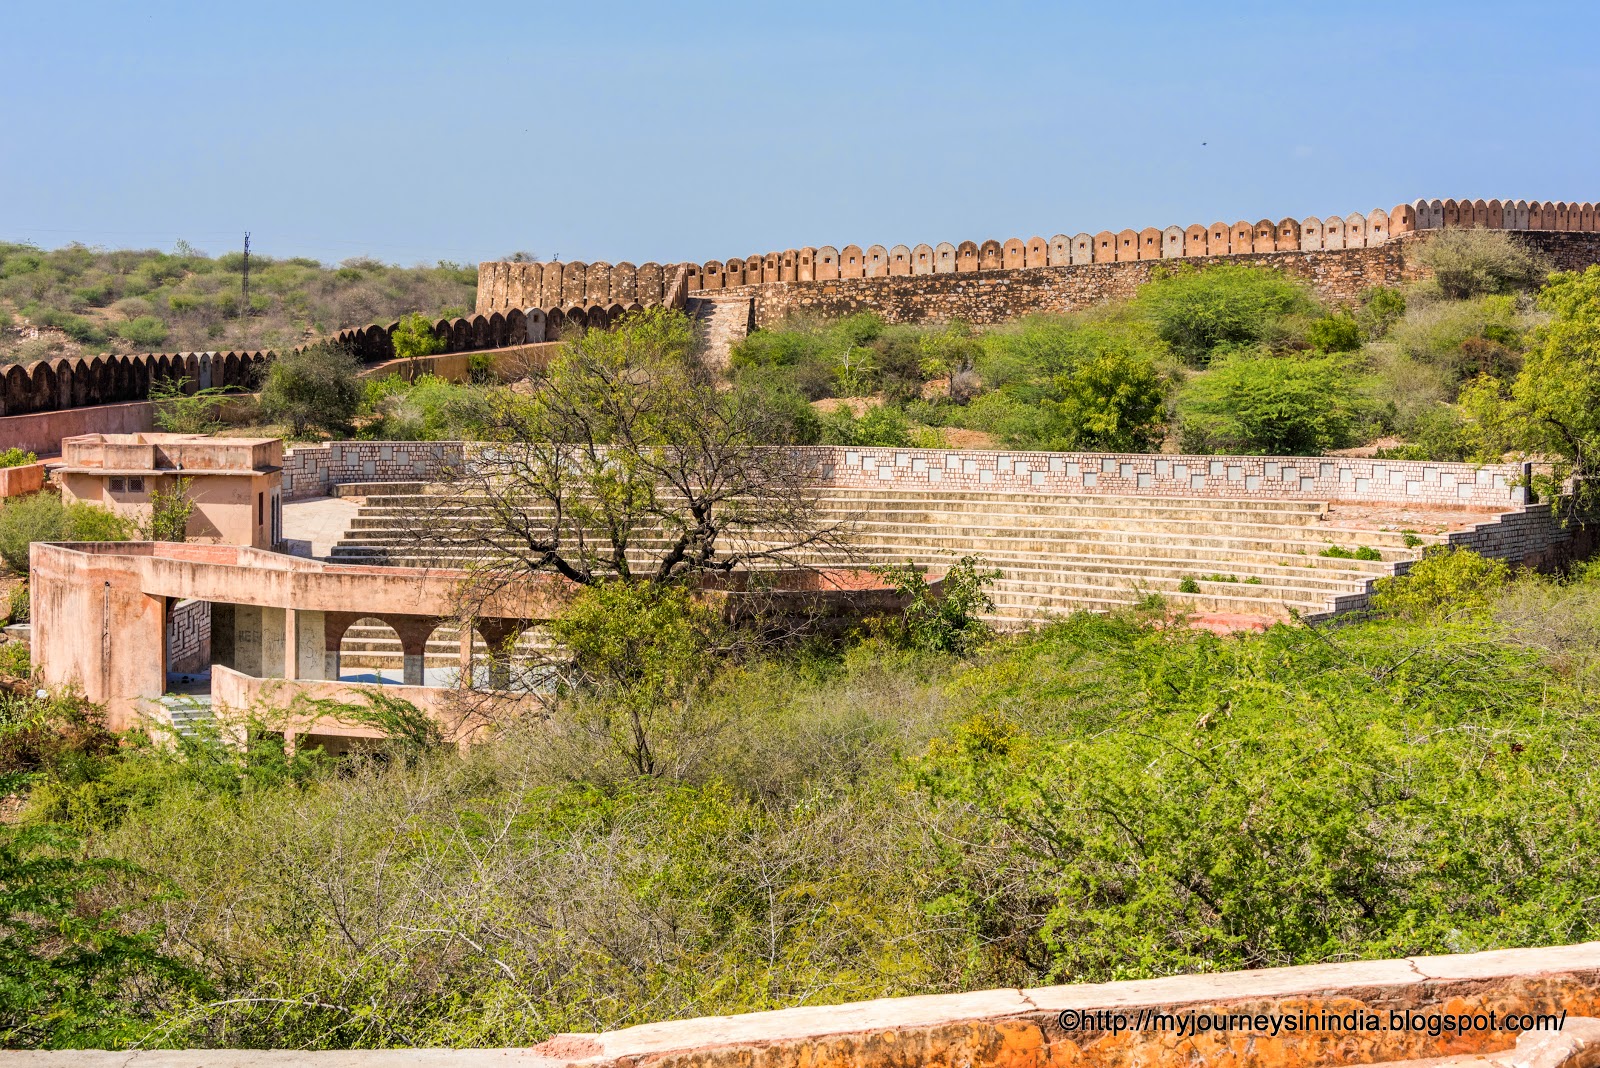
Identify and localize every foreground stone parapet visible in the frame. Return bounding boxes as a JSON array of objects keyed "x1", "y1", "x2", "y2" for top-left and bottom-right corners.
[{"x1": 11, "y1": 942, "x2": 1598, "y2": 1068}]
